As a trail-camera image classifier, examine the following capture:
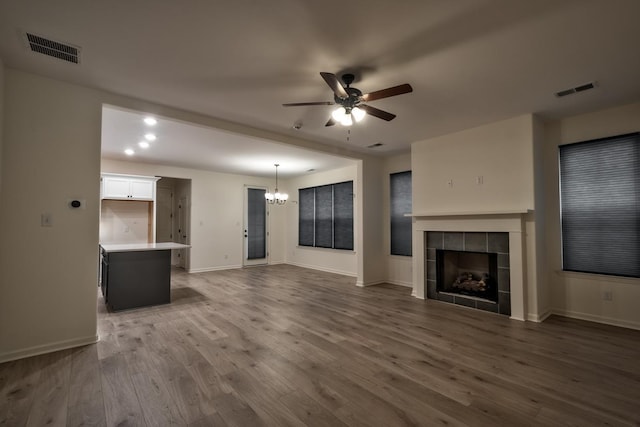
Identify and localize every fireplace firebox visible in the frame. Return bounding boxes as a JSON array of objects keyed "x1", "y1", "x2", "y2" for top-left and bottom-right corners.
[
  {"x1": 436, "y1": 250, "x2": 498, "y2": 303},
  {"x1": 425, "y1": 231, "x2": 511, "y2": 315}
]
